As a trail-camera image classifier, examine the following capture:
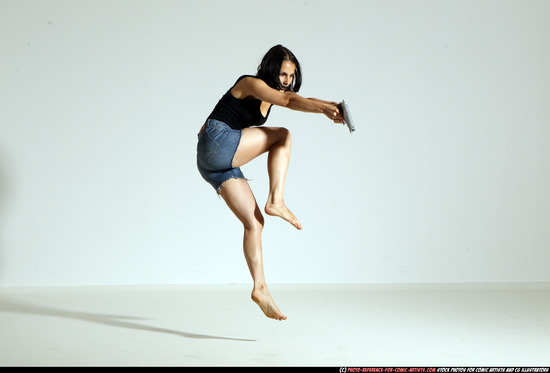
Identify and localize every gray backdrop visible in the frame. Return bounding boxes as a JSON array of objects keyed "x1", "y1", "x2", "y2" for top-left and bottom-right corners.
[{"x1": 1, "y1": 0, "x2": 549, "y2": 286}]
